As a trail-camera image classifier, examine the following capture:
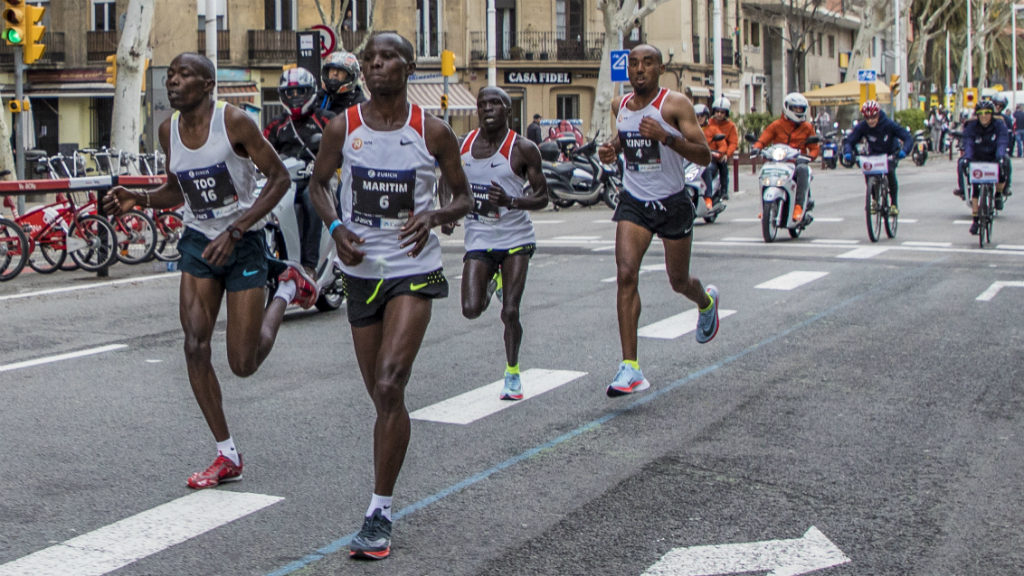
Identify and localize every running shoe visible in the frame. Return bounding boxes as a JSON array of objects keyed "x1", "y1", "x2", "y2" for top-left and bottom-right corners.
[
  {"x1": 187, "y1": 454, "x2": 243, "y2": 489},
  {"x1": 696, "y1": 285, "x2": 720, "y2": 344},
  {"x1": 606, "y1": 362, "x2": 650, "y2": 397},
  {"x1": 350, "y1": 509, "x2": 392, "y2": 560},
  {"x1": 278, "y1": 263, "x2": 319, "y2": 309},
  {"x1": 869, "y1": 200, "x2": 879, "y2": 214},
  {"x1": 494, "y1": 271, "x2": 504, "y2": 302},
  {"x1": 889, "y1": 205, "x2": 899, "y2": 217},
  {"x1": 500, "y1": 371, "x2": 523, "y2": 400},
  {"x1": 996, "y1": 197, "x2": 1004, "y2": 211},
  {"x1": 970, "y1": 220, "x2": 980, "y2": 235}
]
